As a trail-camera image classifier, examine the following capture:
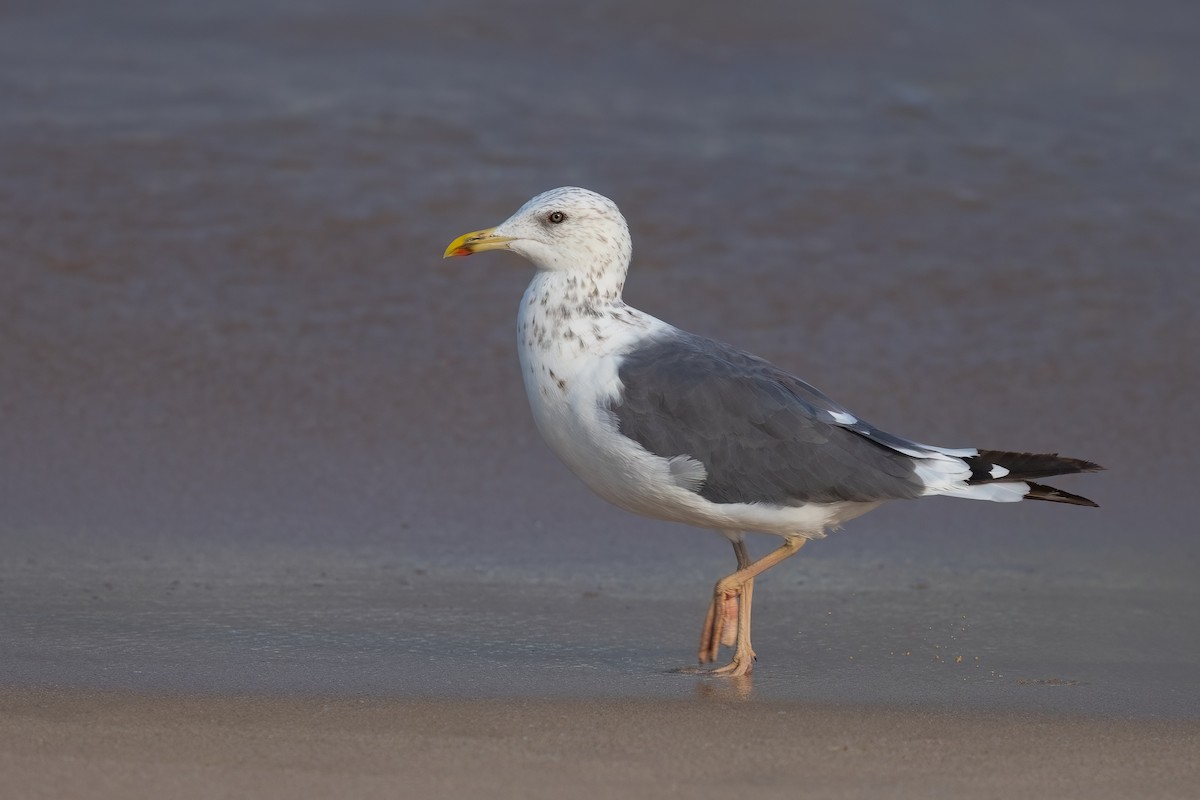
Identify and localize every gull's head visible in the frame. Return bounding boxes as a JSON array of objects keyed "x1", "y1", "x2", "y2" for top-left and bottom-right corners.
[{"x1": 443, "y1": 187, "x2": 632, "y2": 278}]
